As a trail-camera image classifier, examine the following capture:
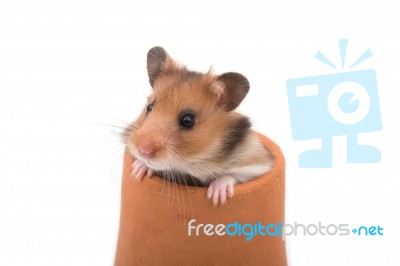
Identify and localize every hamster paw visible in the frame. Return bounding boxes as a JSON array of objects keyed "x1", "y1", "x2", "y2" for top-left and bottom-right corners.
[
  {"x1": 207, "y1": 175, "x2": 236, "y2": 206},
  {"x1": 131, "y1": 160, "x2": 154, "y2": 181}
]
